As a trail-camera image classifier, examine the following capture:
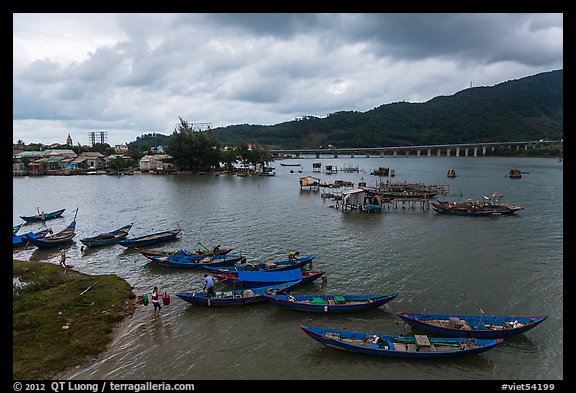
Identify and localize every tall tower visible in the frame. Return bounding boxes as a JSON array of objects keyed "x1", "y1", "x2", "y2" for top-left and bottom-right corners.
[
  {"x1": 89, "y1": 131, "x2": 108, "y2": 146},
  {"x1": 66, "y1": 133, "x2": 73, "y2": 146}
]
